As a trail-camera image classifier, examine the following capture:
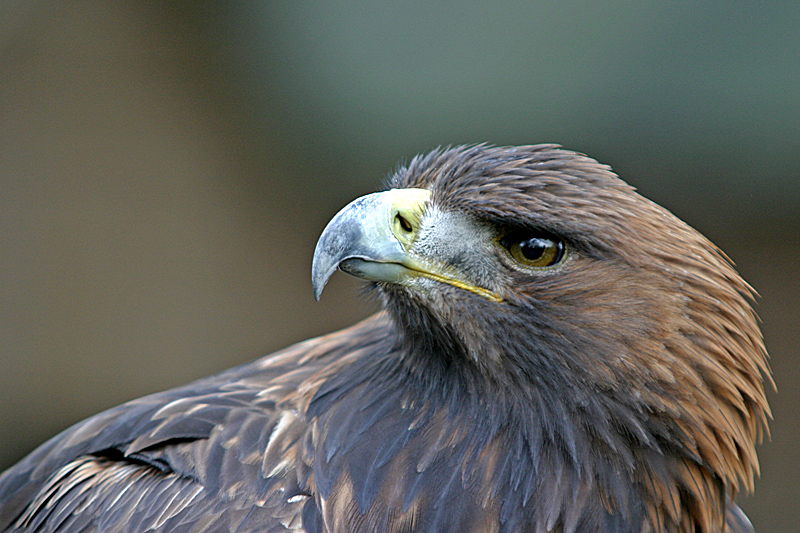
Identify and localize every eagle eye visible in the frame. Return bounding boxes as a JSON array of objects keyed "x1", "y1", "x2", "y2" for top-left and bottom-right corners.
[{"x1": 500, "y1": 230, "x2": 565, "y2": 268}]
